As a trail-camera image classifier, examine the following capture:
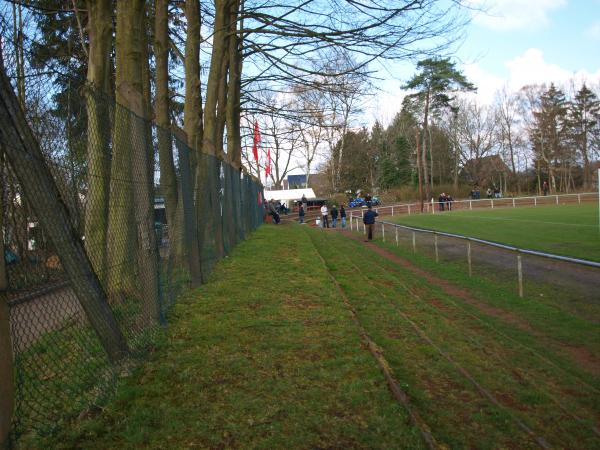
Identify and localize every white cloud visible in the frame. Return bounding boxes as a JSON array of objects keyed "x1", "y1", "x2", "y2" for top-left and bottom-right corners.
[
  {"x1": 505, "y1": 48, "x2": 600, "y2": 89},
  {"x1": 585, "y1": 21, "x2": 600, "y2": 40},
  {"x1": 468, "y1": 0, "x2": 566, "y2": 30},
  {"x1": 458, "y1": 49, "x2": 600, "y2": 105},
  {"x1": 462, "y1": 62, "x2": 505, "y2": 103}
]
